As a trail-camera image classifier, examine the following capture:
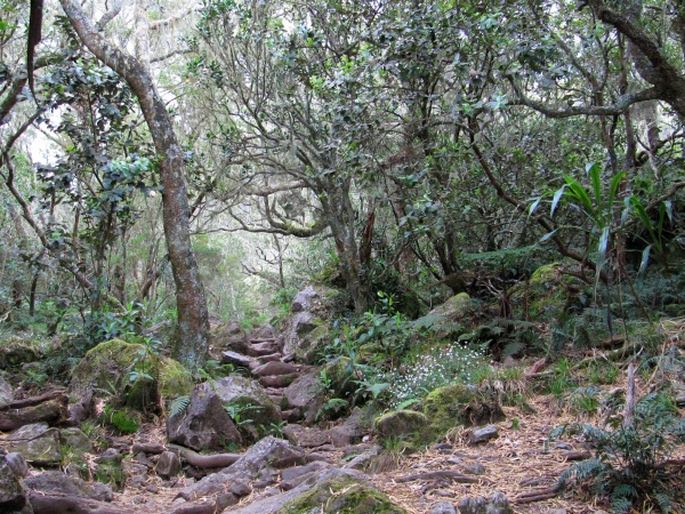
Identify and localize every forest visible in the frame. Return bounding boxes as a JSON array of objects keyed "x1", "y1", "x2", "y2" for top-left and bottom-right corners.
[{"x1": 0, "y1": 0, "x2": 684, "y2": 513}]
